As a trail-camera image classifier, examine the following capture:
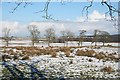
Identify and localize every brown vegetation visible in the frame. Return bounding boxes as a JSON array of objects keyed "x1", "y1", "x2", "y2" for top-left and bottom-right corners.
[
  {"x1": 59, "y1": 47, "x2": 71, "y2": 52},
  {"x1": 95, "y1": 52, "x2": 106, "y2": 60},
  {"x1": 1, "y1": 46, "x2": 119, "y2": 61},
  {"x1": 101, "y1": 66, "x2": 113, "y2": 73},
  {"x1": 51, "y1": 51, "x2": 57, "y2": 57},
  {"x1": 64, "y1": 51, "x2": 71, "y2": 57},
  {"x1": 76, "y1": 49, "x2": 96, "y2": 57},
  {"x1": 21, "y1": 54, "x2": 30, "y2": 60}
]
